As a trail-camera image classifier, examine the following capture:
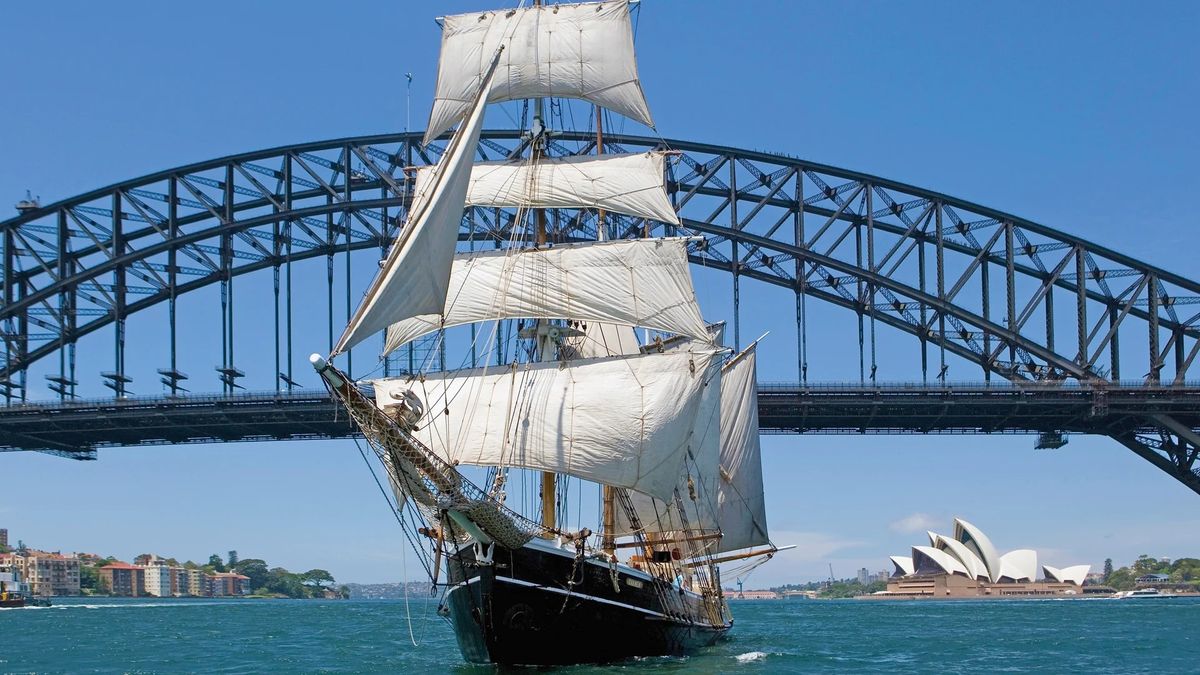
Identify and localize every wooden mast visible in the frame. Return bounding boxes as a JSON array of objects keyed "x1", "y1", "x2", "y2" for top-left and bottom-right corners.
[
  {"x1": 597, "y1": 103, "x2": 617, "y2": 557},
  {"x1": 532, "y1": 0, "x2": 556, "y2": 535}
]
